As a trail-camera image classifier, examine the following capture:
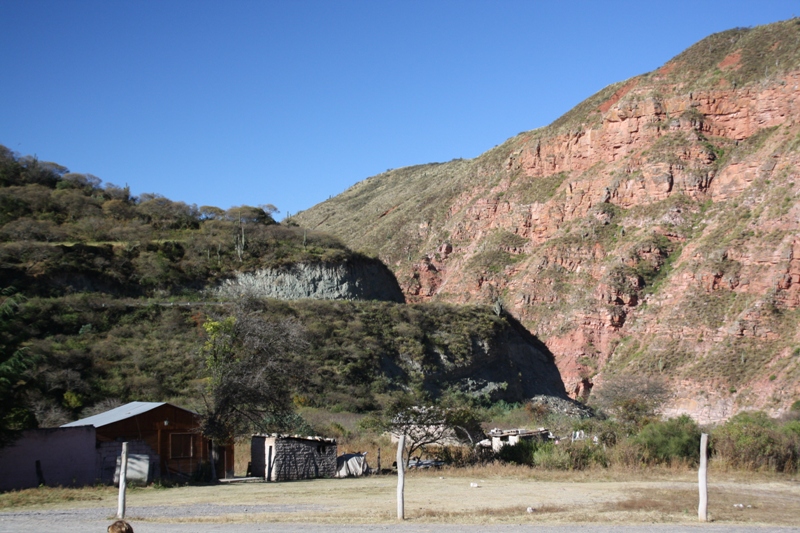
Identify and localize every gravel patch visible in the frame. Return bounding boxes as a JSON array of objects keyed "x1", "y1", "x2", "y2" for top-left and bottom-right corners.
[
  {"x1": 0, "y1": 503, "x2": 325, "y2": 520},
  {"x1": 0, "y1": 503, "x2": 328, "y2": 532}
]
